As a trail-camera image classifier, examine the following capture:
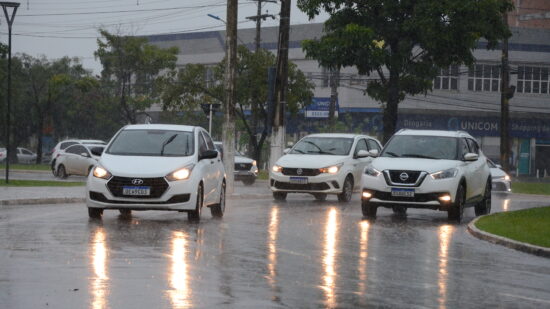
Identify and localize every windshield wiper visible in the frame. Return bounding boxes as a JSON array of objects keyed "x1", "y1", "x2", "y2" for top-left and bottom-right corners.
[
  {"x1": 401, "y1": 153, "x2": 437, "y2": 159},
  {"x1": 384, "y1": 151, "x2": 400, "y2": 157},
  {"x1": 292, "y1": 149, "x2": 305, "y2": 154},
  {"x1": 160, "y1": 134, "x2": 178, "y2": 156}
]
